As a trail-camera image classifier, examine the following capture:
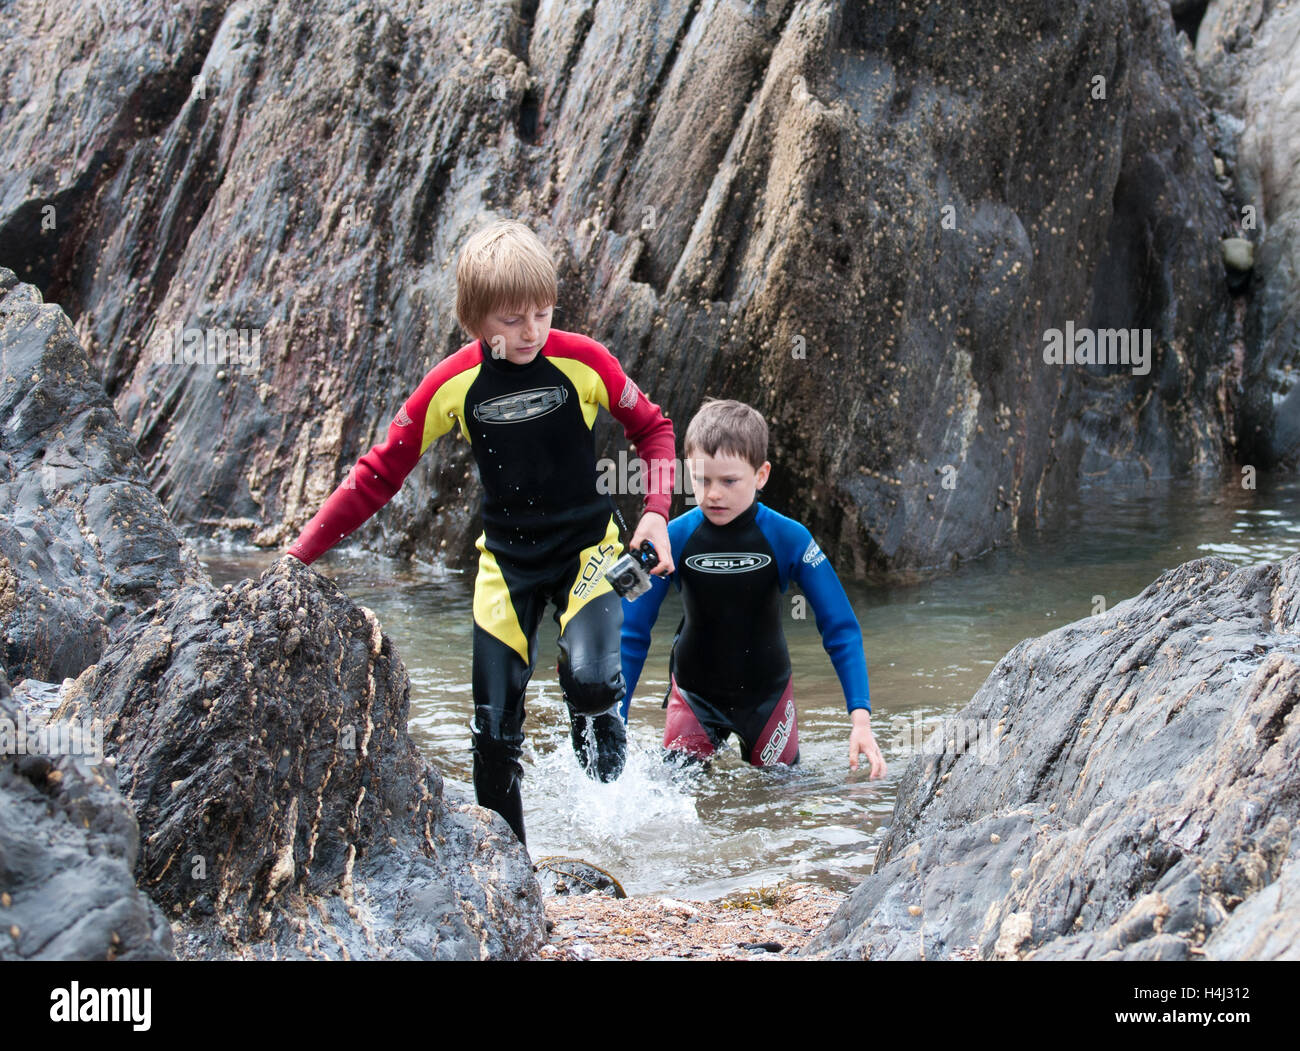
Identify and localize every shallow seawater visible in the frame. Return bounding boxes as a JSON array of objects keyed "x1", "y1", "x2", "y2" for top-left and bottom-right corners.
[{"x1": 196, "y1": 472, "x2": 1300, "y2": 898}]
